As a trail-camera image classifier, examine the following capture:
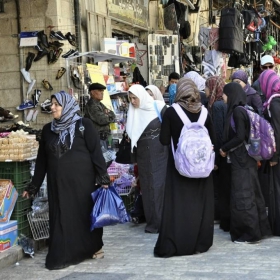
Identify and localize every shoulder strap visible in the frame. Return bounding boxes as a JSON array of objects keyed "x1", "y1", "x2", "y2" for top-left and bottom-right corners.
[
  {"x1": 172, "y1": 103, "x2": 191, "y2": 125},
  {"x1": 197, "y1": 106, "x2": 208, "y2": 126},
  {"x1": 153, "y1": 101, "x2": 162, "y2": 123},
  {"x1": 267, "y1": 93, "x2": 280, "y2": 117}
]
